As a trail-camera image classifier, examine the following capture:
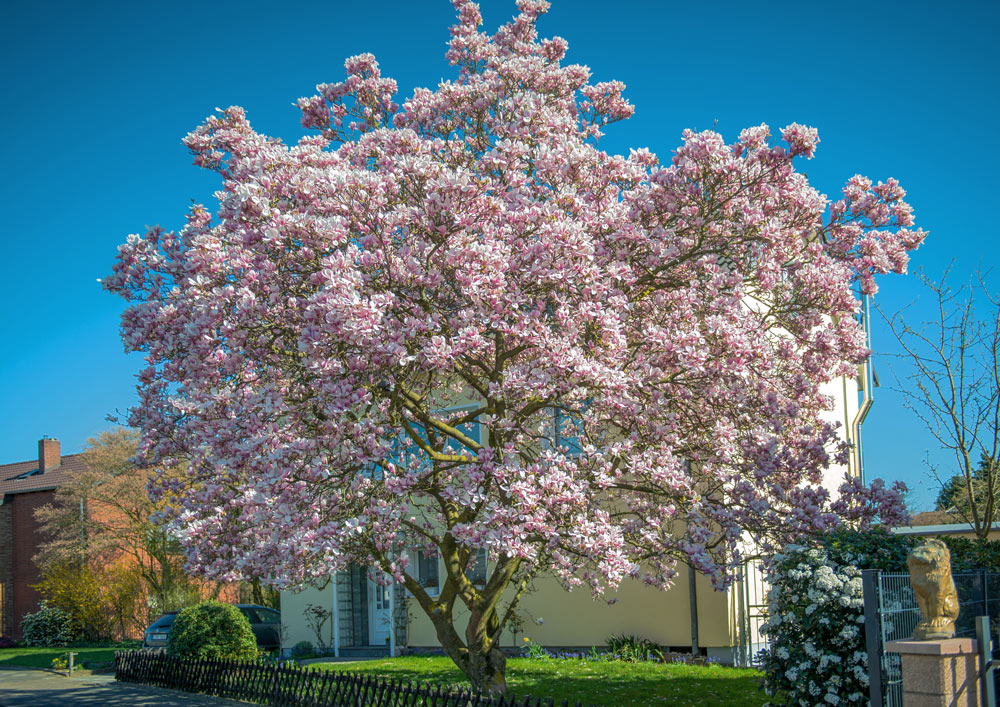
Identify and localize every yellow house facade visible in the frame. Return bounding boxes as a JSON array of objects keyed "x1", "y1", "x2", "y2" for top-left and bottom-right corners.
[{"x1": 279, "y1": 345, "x2": 873, "y2": 664}]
